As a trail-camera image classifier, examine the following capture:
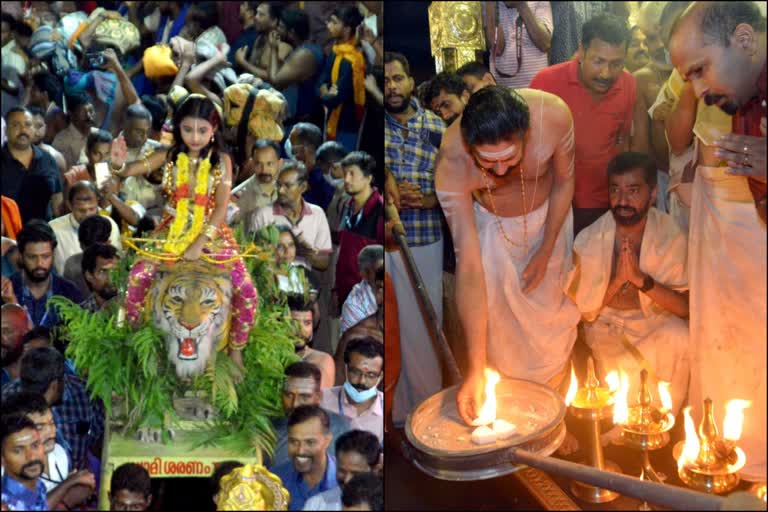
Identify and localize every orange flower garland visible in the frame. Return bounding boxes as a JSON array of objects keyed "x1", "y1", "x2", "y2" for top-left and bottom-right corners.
[{"x1": 164, "y1": 153, "x2": 212, "y2": 255}]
